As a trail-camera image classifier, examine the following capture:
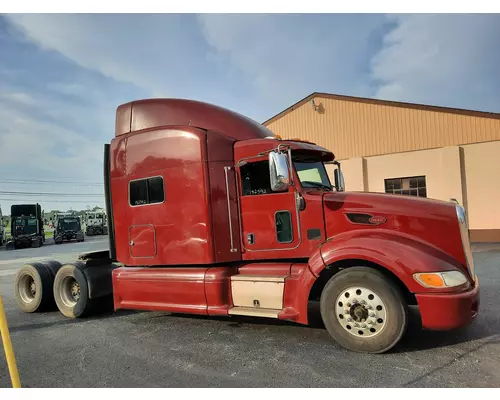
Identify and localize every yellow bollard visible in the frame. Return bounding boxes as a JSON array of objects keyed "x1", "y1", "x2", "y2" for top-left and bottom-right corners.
[{"x1": 0, "y1": 295, "x2": 21, "y2": 388}]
